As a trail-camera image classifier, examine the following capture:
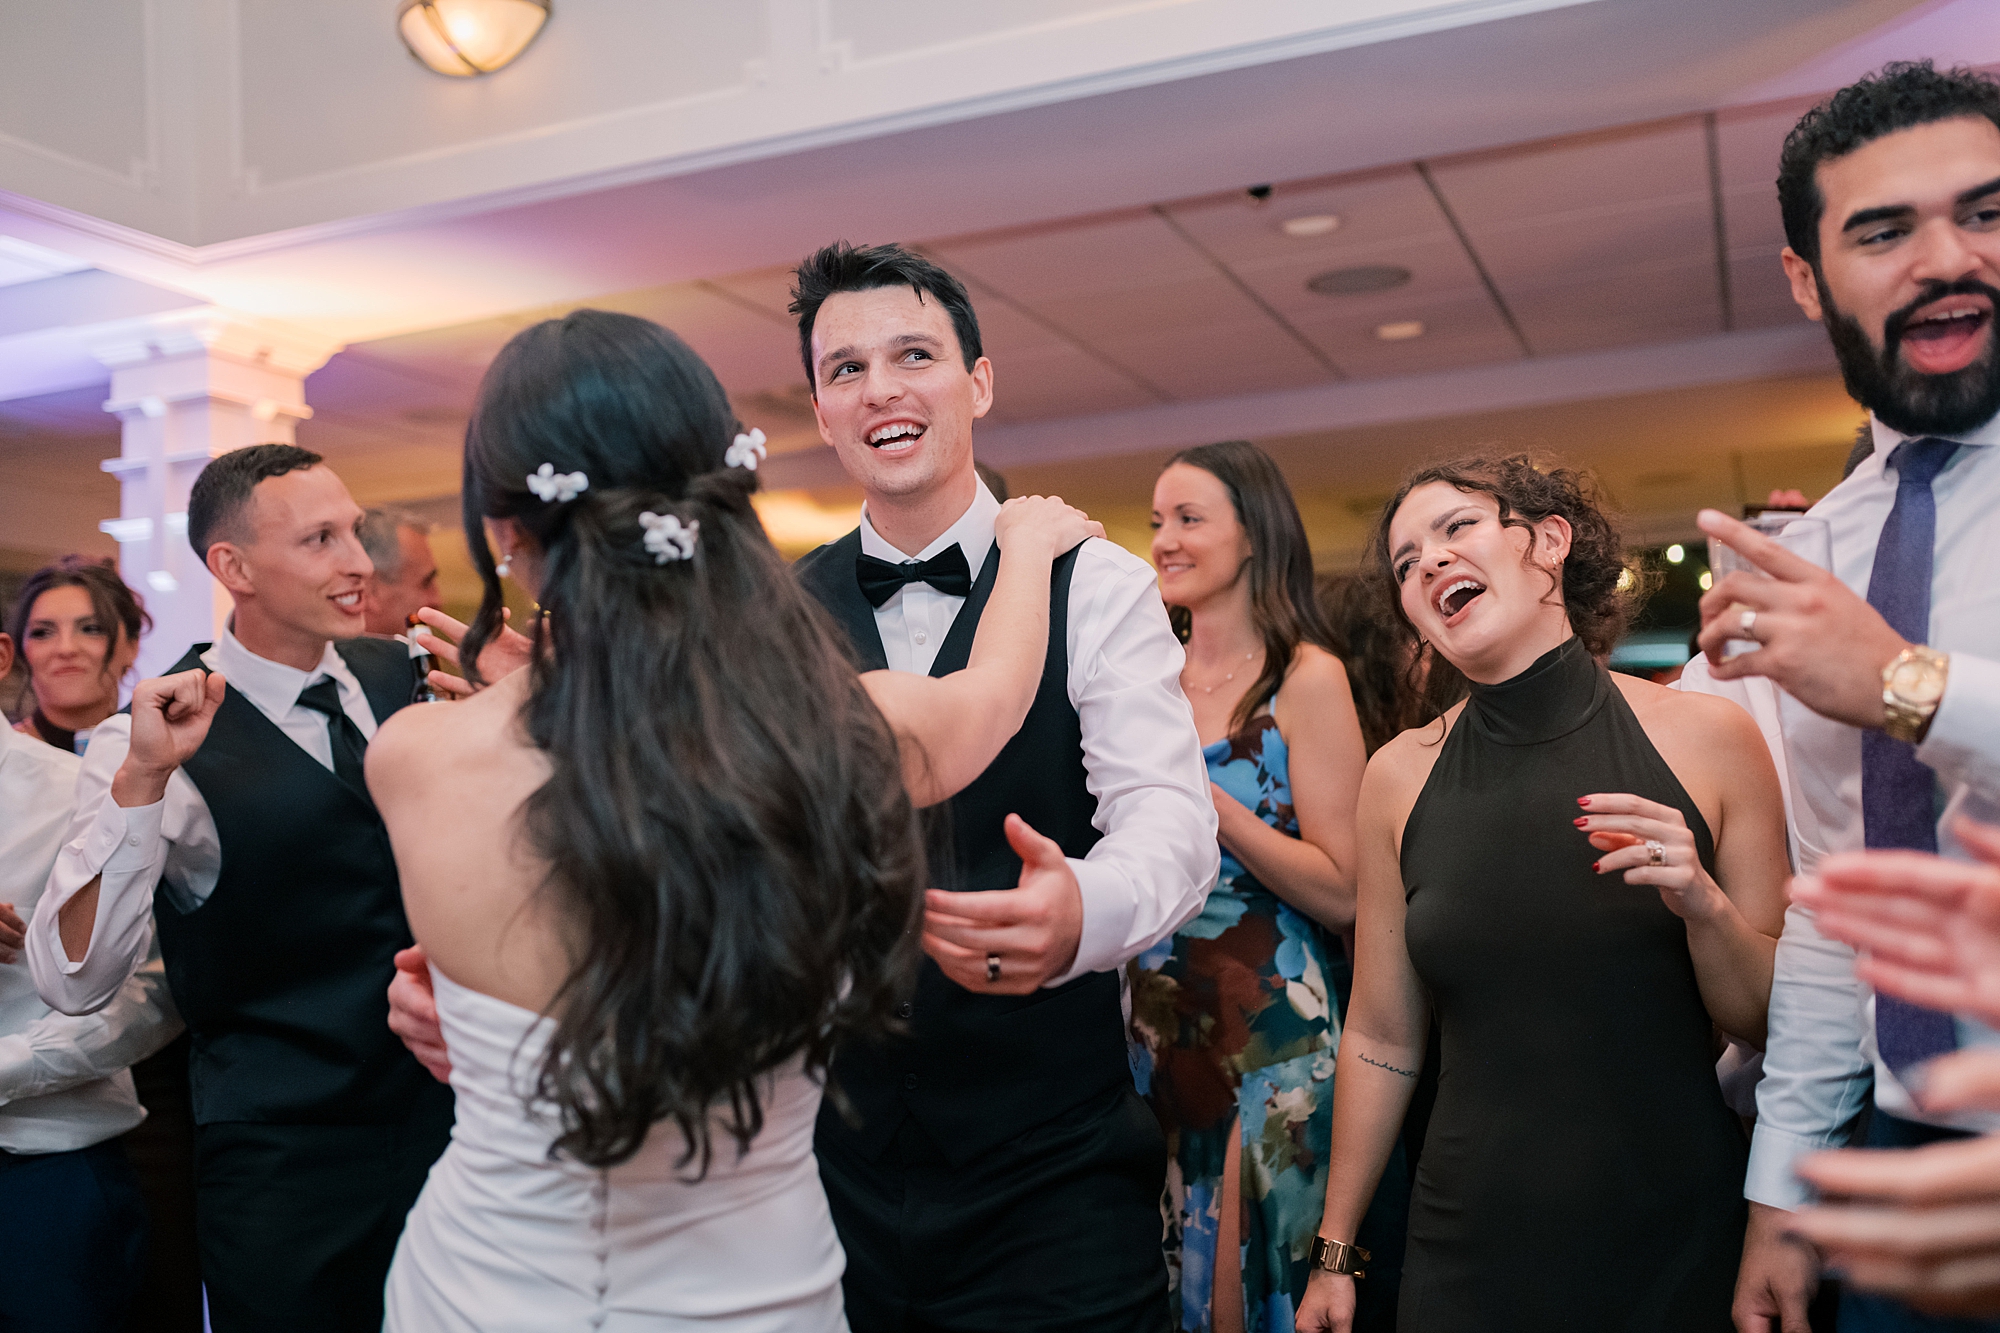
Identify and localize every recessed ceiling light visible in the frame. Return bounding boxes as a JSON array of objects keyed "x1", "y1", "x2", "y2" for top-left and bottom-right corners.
[
  {"x1": 1281, "y1": 214, "x2": 1341, "y2": 238},
  {"x1": 1375, "y1": 320, "x2": 1425, "y2": 341},
  {"x1": 1307, "y1": 265, "x2": 1411, "y2": 296}
]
